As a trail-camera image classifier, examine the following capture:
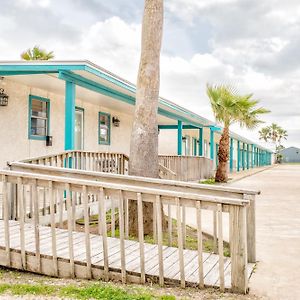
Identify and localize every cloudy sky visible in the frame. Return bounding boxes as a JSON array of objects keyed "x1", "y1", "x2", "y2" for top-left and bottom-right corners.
[{"x1": 1, "y1": 0, "x2": 299, "y2": 148}]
